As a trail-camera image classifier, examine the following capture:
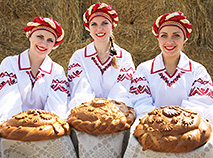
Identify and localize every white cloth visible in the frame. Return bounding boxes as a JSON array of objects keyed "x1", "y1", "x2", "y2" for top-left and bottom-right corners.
[
  {"x1": 0, "y1": 136, "x2": 77, "y2": 158},
  {"x1": 130, "y1": 52, "x2": 213, "y2": 123},
  {"x1": 0, "y1": 49, "x2": 69, "y2": 120},
  {"x1": 123, "y1": 112, "x2": 213, "y2": 158},
  {"x1": 71, "y1": 128, "x2": 128, "y2": 158},
  {"x1": 67, "y1": 42, "x2": 135, "y2": 110}
]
